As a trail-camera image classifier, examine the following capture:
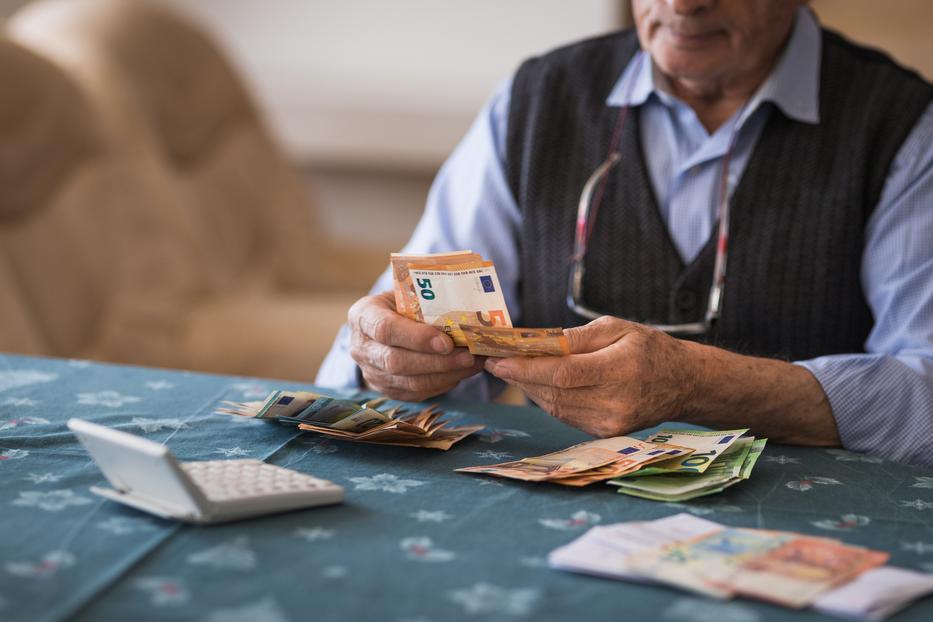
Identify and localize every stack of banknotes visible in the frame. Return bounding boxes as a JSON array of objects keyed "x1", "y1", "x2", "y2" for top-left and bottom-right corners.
[
  {"x1": 457, "y1": 436, "x2": 696, "y2": 486},
  {"x1": 609, "y1": 429, "x2": 767, "y2": 501},
  {"x1": 217, "y1": 390, "x2": 483, "y2": 450},
  {"x1": 549, "y1": 513, "x2": 933, "y2": 619},
  {"x1": 457, "y1": 428, "x2": 765, "y2": 498},
  {"x1": 391, "y1": 250, "x2": 569, "y2": 357}
]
